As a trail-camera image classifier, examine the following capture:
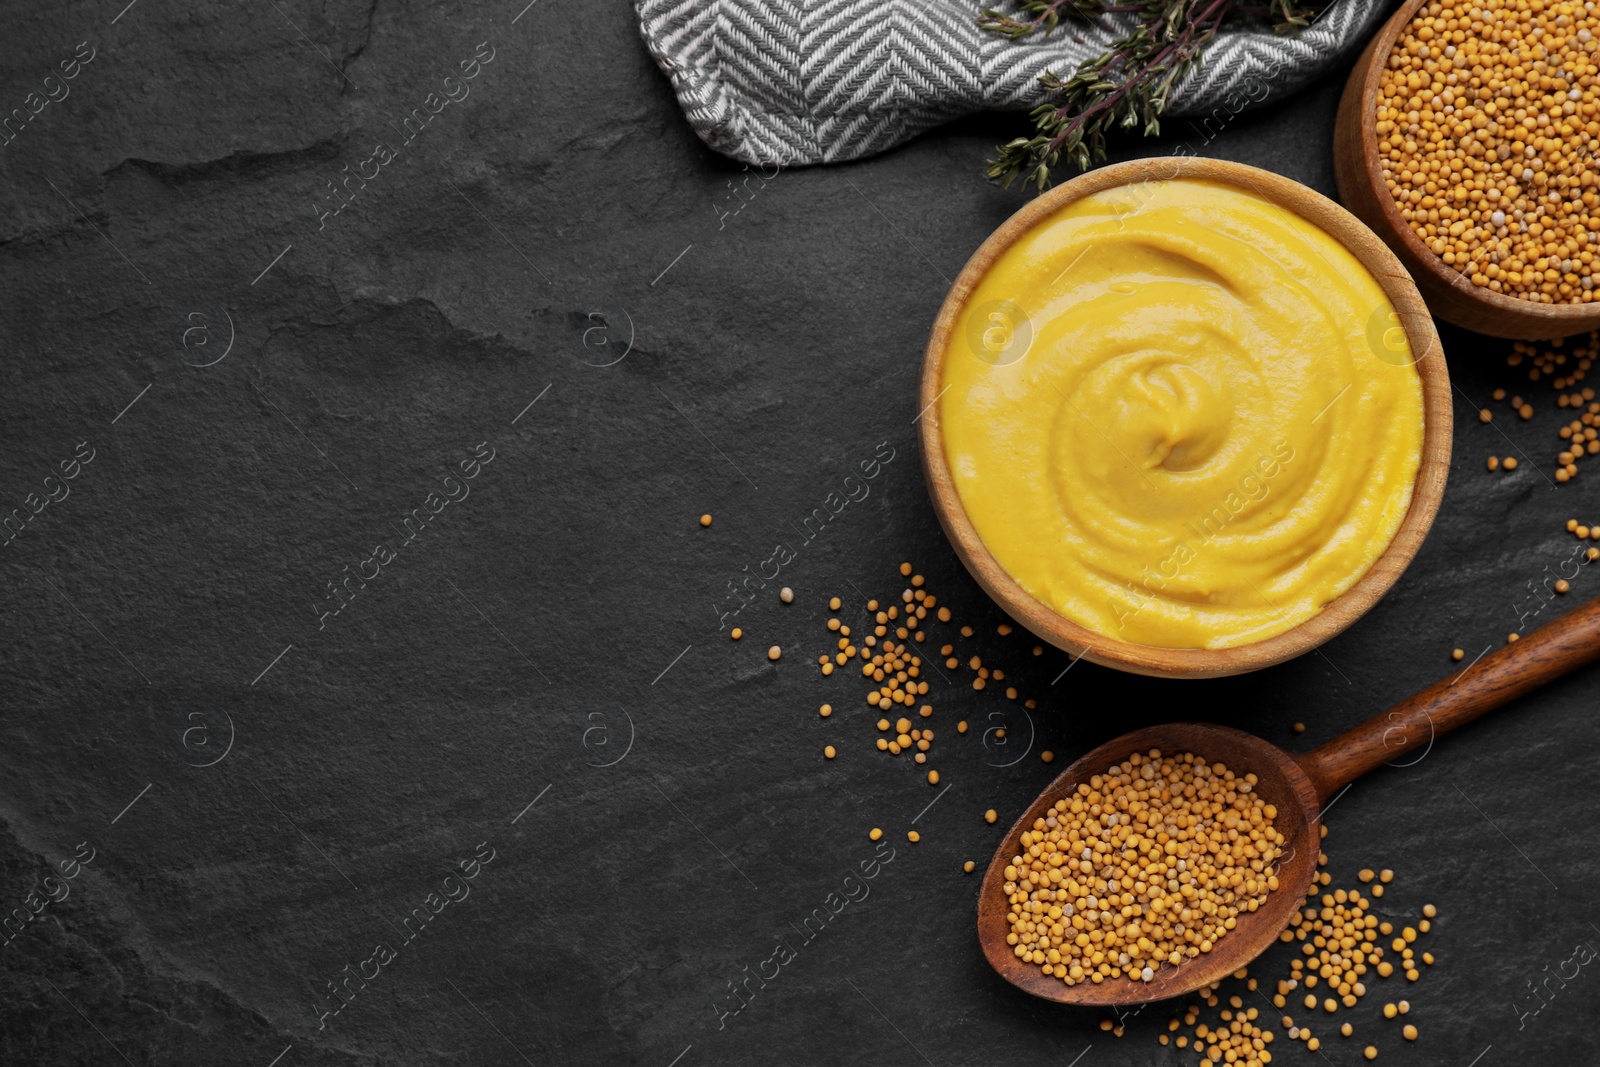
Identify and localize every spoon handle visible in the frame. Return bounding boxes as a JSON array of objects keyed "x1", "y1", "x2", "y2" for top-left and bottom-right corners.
[{"x1": 1296, "y1": 595, "x2": 1600, "y2": 800}]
